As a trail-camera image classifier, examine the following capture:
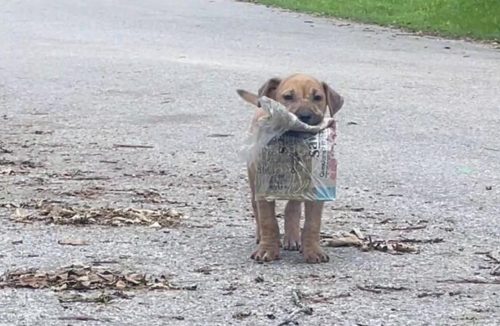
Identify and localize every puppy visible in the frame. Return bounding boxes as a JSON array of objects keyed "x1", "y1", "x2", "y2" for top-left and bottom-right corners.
[{"x1": 237, "y1": 74, "x2": 344, "y2": 263}]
